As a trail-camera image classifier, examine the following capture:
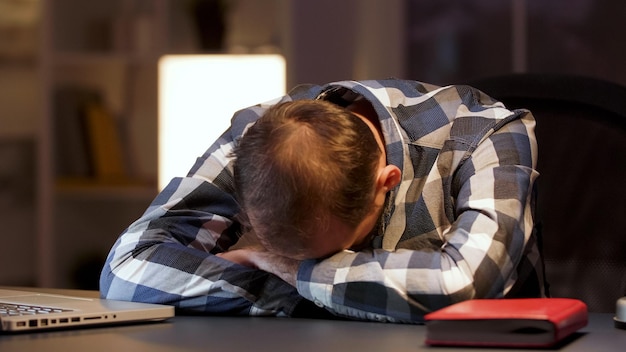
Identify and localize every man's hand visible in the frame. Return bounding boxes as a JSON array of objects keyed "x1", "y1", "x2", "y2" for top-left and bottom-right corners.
[{"x1": 217, "y1": 248, "x2": 300, "y2": 287}]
